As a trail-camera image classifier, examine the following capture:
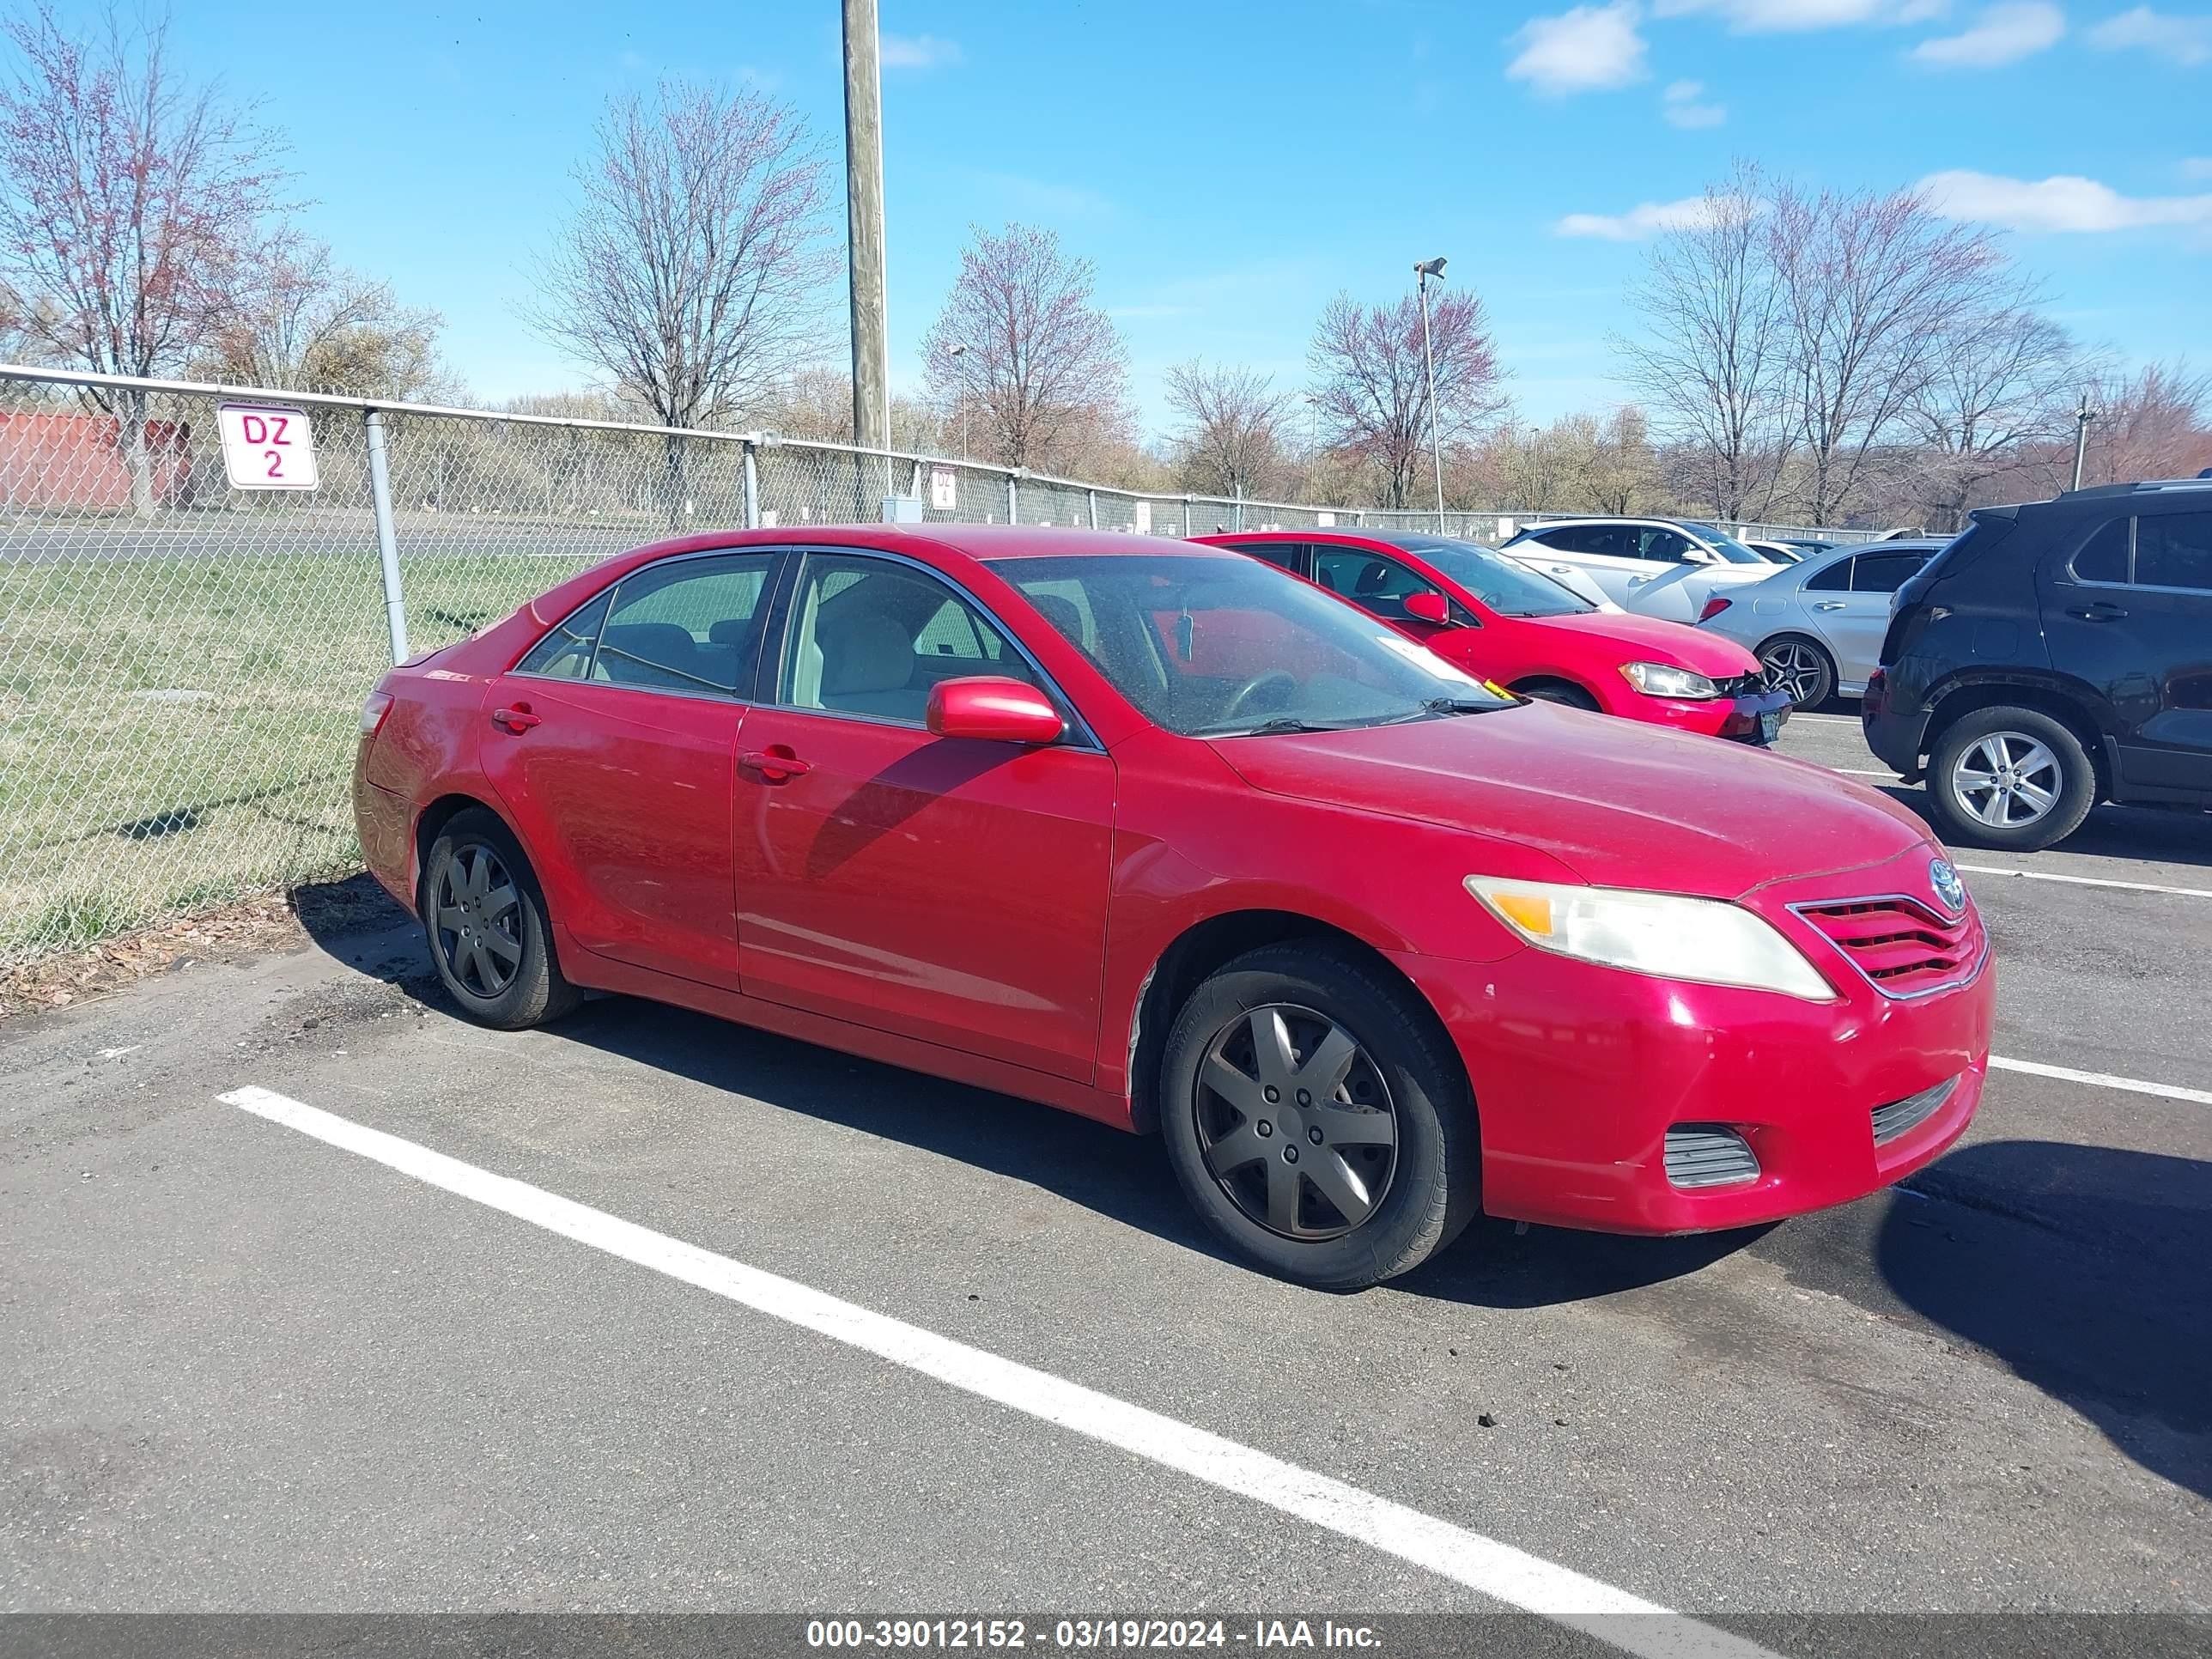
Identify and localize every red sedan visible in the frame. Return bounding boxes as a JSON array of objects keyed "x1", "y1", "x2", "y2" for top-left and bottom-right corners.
[
  {"x1": 1195, "y1": 529, "x2": 1792, "y2": 744},
  {"x1": 355, "y1": 526, "x2": 1990, "y2": 1289}
]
